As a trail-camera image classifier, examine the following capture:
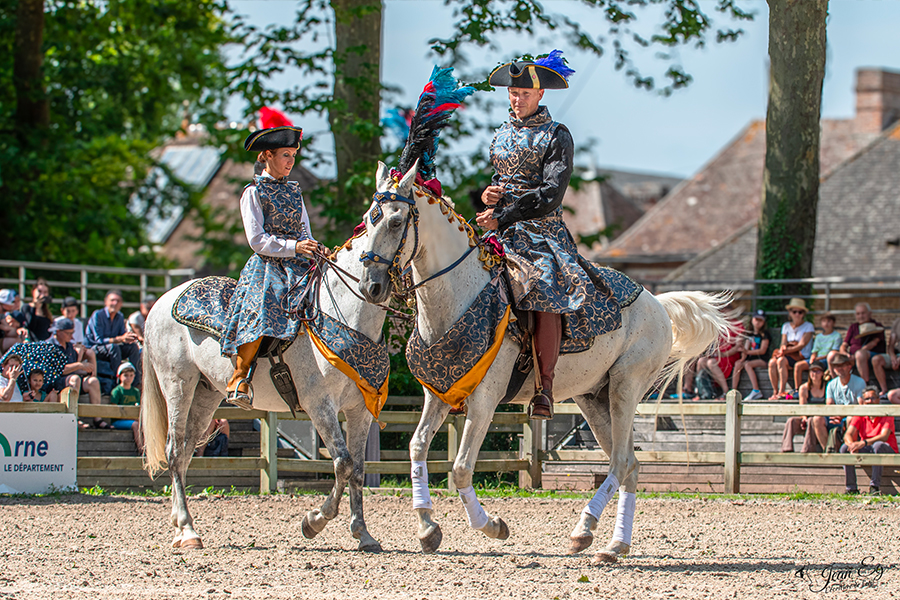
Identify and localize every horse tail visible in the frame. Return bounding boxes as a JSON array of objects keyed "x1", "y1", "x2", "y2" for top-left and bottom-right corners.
[
  {"x1": 654, "y1": 290, "x2": 738, "y2": 397},
  {"x1": 141, "y1": 340, "x2": 169, "y2": 478}
]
